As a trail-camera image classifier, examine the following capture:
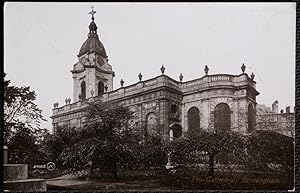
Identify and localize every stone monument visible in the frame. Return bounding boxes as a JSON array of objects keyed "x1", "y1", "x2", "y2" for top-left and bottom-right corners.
[{"x1": 3, "y1": 146, "x2": 47, "y2": 191}]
